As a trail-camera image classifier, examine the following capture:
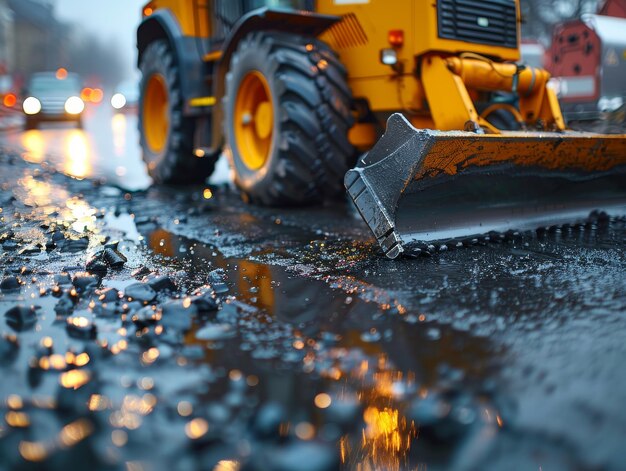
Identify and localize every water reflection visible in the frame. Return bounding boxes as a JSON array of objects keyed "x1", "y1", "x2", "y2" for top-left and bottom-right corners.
[
  {"x1": 112, "y1": 112, "x2": 127, "y2": 157},
  {"x1": 146, "y1": 228, "x2": 505, "y2": 469},
  {"x1": 7, "y1": 104, "x2": 150, "y2": 190},
  {"x1": 21, "y1": 130, "x2": 46, "y2": 163},
  {"x1": 64, "y1": 129, "x2": 91, "y2": 178}
]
